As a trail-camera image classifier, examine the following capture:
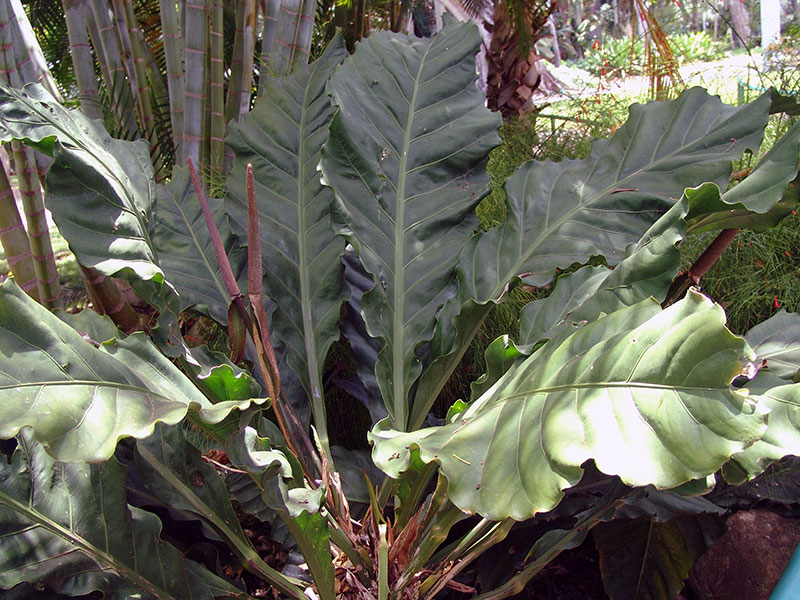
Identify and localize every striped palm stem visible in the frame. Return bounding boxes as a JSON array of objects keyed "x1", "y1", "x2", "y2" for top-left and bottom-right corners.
[
  {"x1": 273, "y1": 0, "x2": 317, "y2": 76},
  {"x1": 159, "y1": 0, "x2": 185, "y2": 164},
  {"x1": 7, "y1": 0, "x2": 62, "y2": 99},
  {"x1": 113, "y1": 0, "x2": 169, "y2": 173},
  {"x1": 0, "y1": 152, "x2": 38, "y2": 302},
  {"x1": 87, "y1": 0, "x2": 140, "y2": 137},
  {"x1": 7, "y1": 142, "x2": 61, "y2": 307},
  {"x1": 225, "y1": 0, "x2": 257, "y2": 123},
  {"x1": 182, "y1": 0, "x2": 208, "y2": 168},
  {"x1": 0, "y1": 1, "x2": 61, "y2": 307},
  {"x1": 62, "y1": 0, "x2": 103, "y2": 119},
  {"x1": 208, "y1": 0, "x2": 224, "y2": 176},
  {"x1": 258, "y1": 0, "x2": 280, "y2": 93}
]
